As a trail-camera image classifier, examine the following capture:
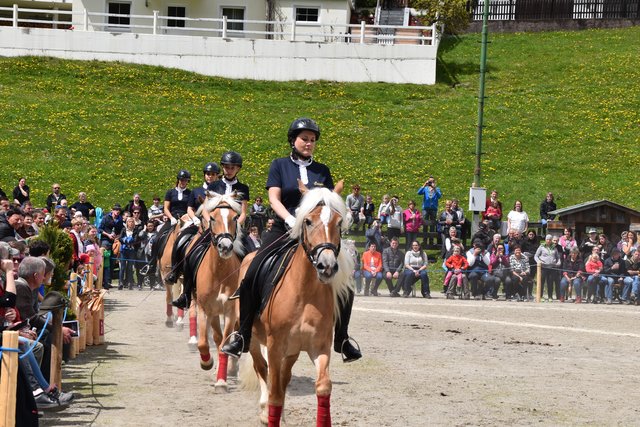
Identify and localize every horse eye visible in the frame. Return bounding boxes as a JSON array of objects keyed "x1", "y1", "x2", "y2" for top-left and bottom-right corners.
[
  {"x1": 304, "y1": 218, "x2": 312, "y2": 226},
  {"x1": 337, "y1": 220, "x2": 343, "y2": 228}
]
